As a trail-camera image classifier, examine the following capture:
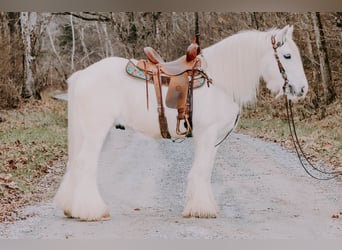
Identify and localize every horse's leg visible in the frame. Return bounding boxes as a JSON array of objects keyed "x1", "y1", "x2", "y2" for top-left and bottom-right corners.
[
  {"x1": 54, "y1": 82, "x2": 115, "y2": 221},
  {"x1": 182, "y1": 126, "x2": 220, "y2": 218},
  {"x1": 71, "y1": 127, "x2": 111, "y2": 221},
  {"x1": 55, "y1": 114, "x2": 113, "y2": 221},
  {"x1": 182, "y1": 95, "x2": 240, "y2": 218}
]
